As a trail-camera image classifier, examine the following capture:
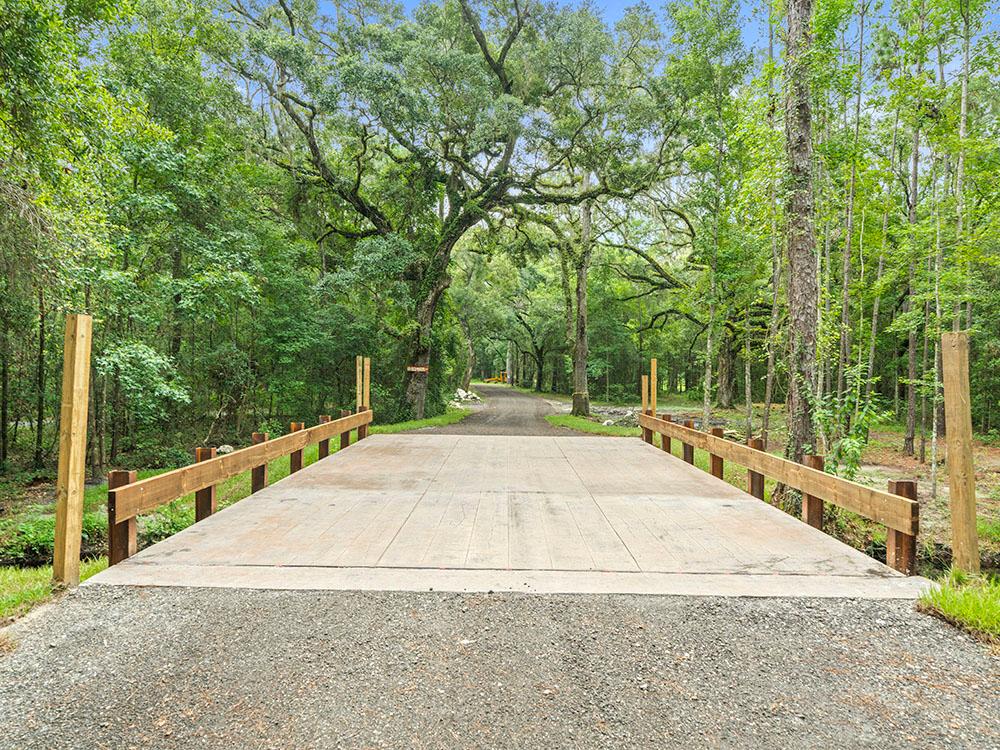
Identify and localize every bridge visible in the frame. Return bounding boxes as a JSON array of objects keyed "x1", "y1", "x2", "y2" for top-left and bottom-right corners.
[{"x1": 89, "y1": 386, "x2": 926, "y2": 599}]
